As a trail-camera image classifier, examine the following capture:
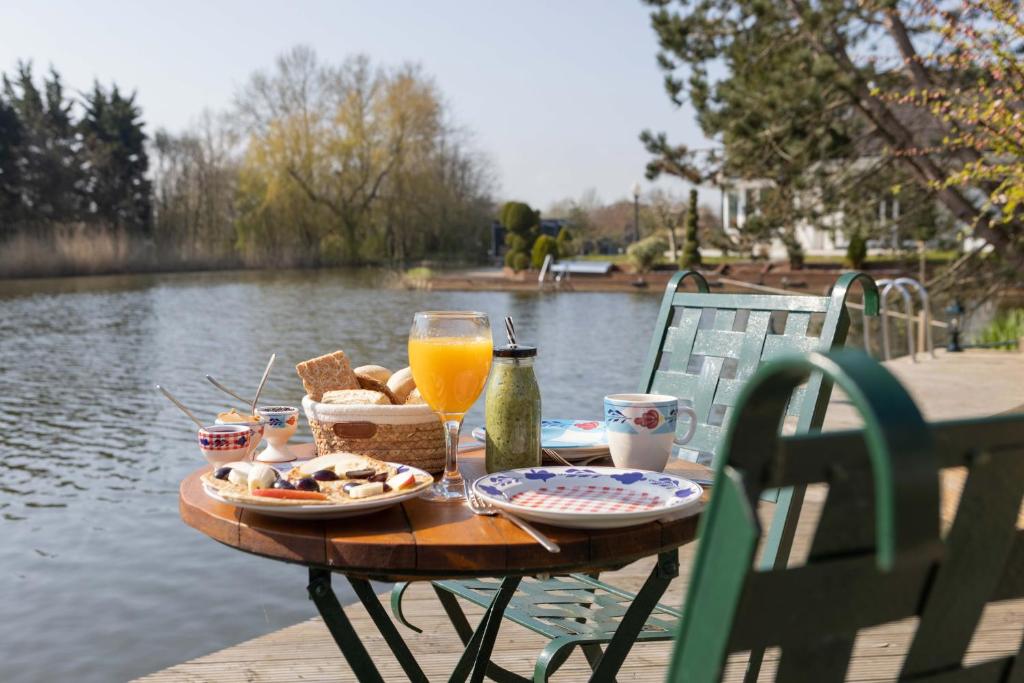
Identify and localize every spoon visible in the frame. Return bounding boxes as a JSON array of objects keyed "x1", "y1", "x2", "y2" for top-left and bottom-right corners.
[
  {"x1": 251, "y1": 353, "x2": 276, "y2": 415},
  {"x1": 205, "y1": 375, "x2": 250, "y2": 406},
  {"x1": 156, "y1": 385, "x2": 205, "y2": 429}
]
